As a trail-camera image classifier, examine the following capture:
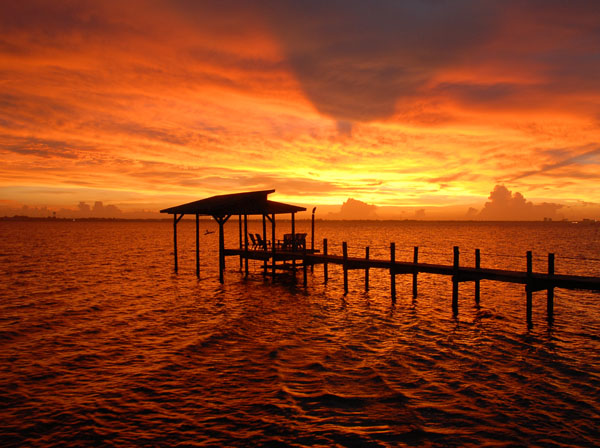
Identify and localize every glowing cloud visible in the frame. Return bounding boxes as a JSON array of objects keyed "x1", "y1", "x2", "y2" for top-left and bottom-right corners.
[{"x1": 0, "y1": 0, "x2": 599, "y2": 217}]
